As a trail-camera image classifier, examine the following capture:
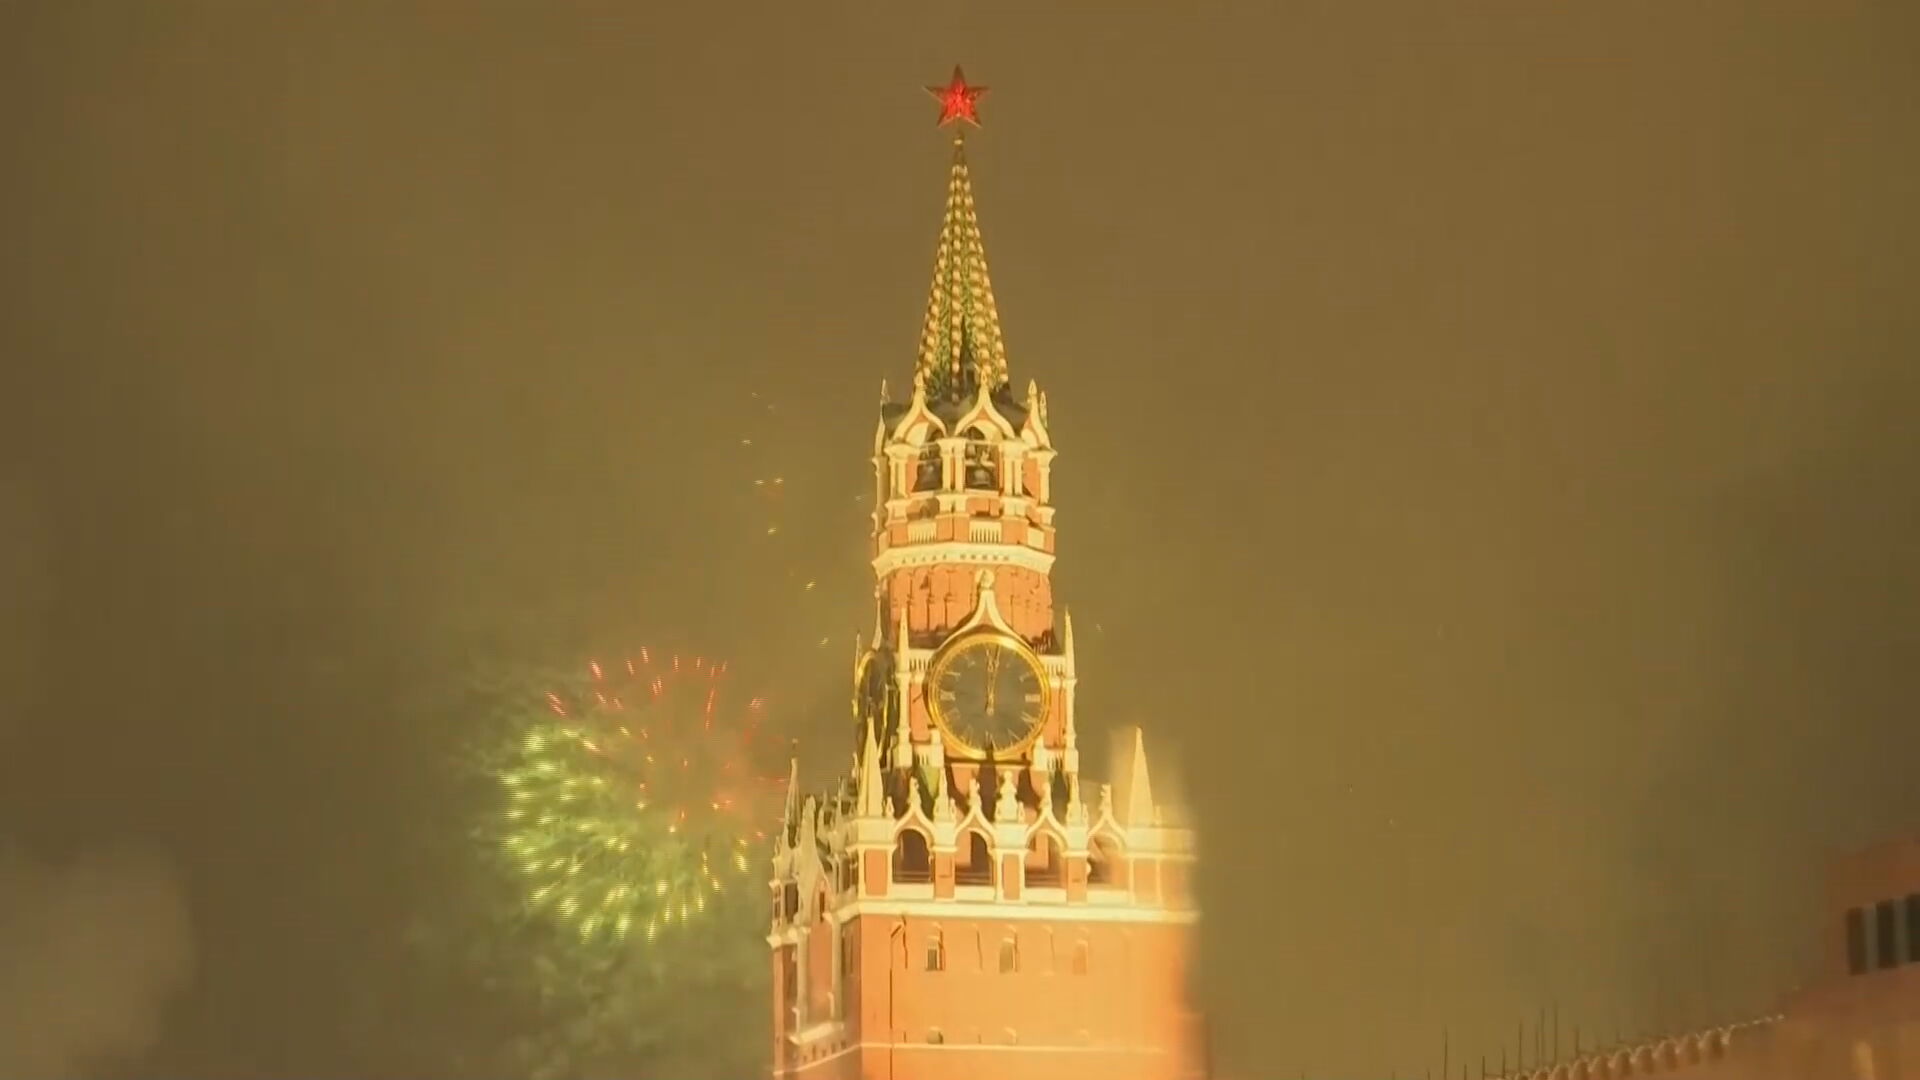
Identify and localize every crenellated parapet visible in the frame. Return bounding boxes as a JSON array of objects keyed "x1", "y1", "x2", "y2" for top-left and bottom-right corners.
[{"x1": 1485, "y1": 1017, "x2": 1780, "y2": 1080}]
